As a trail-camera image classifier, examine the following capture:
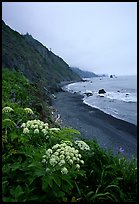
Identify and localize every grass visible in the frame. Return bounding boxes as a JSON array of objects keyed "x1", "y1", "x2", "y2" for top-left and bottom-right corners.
[{"x1": 2, "y1": 68, "x2": 137, "y2": 202}]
